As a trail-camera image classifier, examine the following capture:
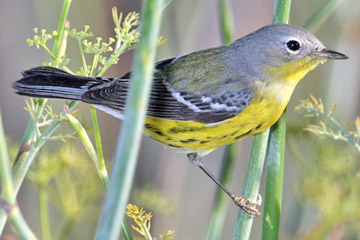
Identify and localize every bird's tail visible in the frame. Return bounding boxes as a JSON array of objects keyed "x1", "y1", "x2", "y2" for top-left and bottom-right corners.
[{"x1": 12, "y1": 66, "x2": 109, "y2": 100}]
